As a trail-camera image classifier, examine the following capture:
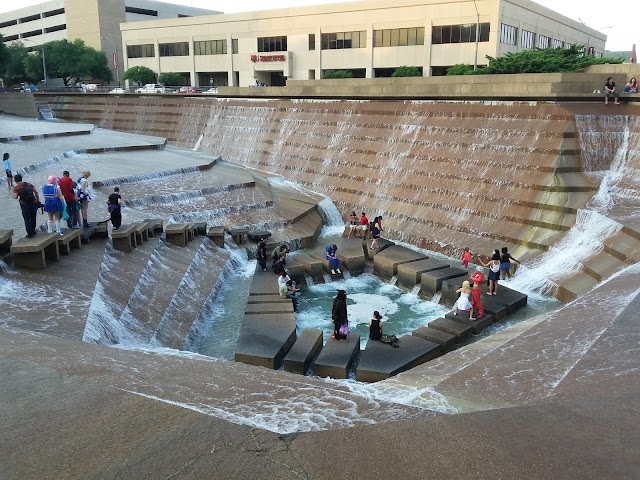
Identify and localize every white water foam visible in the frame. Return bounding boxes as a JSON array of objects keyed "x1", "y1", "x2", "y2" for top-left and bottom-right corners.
[
  {"x1": 317, "y1": 196, "x2": 347, "y2": 237},
  {"x1": 192, "y1": 133, "x2": 204, "y2": 151}
]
